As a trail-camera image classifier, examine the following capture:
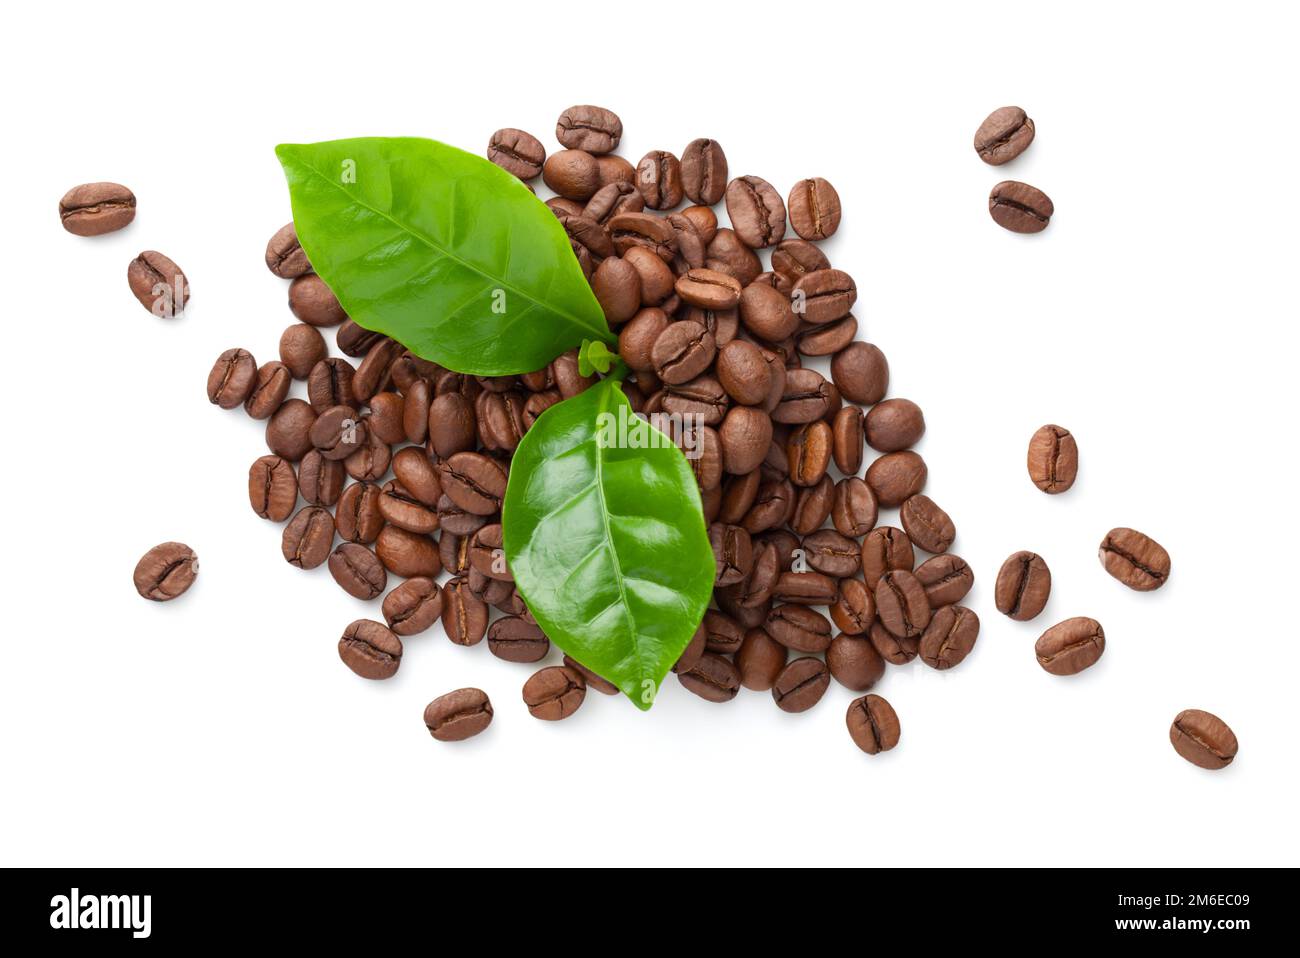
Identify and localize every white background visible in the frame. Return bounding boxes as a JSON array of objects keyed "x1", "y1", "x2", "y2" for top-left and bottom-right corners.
[{"x1": 3, "y1": 1, "x2": 1297, "y2": 867}]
